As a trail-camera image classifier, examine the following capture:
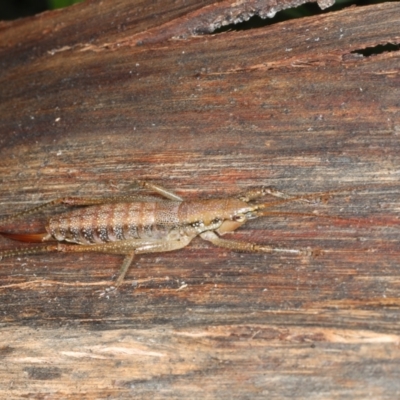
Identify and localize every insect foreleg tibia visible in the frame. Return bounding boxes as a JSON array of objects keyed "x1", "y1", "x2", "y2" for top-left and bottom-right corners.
[
  {"x1": 238, "y1": 186, "x2": 329, "y2": 206},
  {"x1": 200, "y1": 231, "x2": 310, "y2": 256},
  {"x1": 238, "y1": 186, "x2": 295, "y2": 202}
]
